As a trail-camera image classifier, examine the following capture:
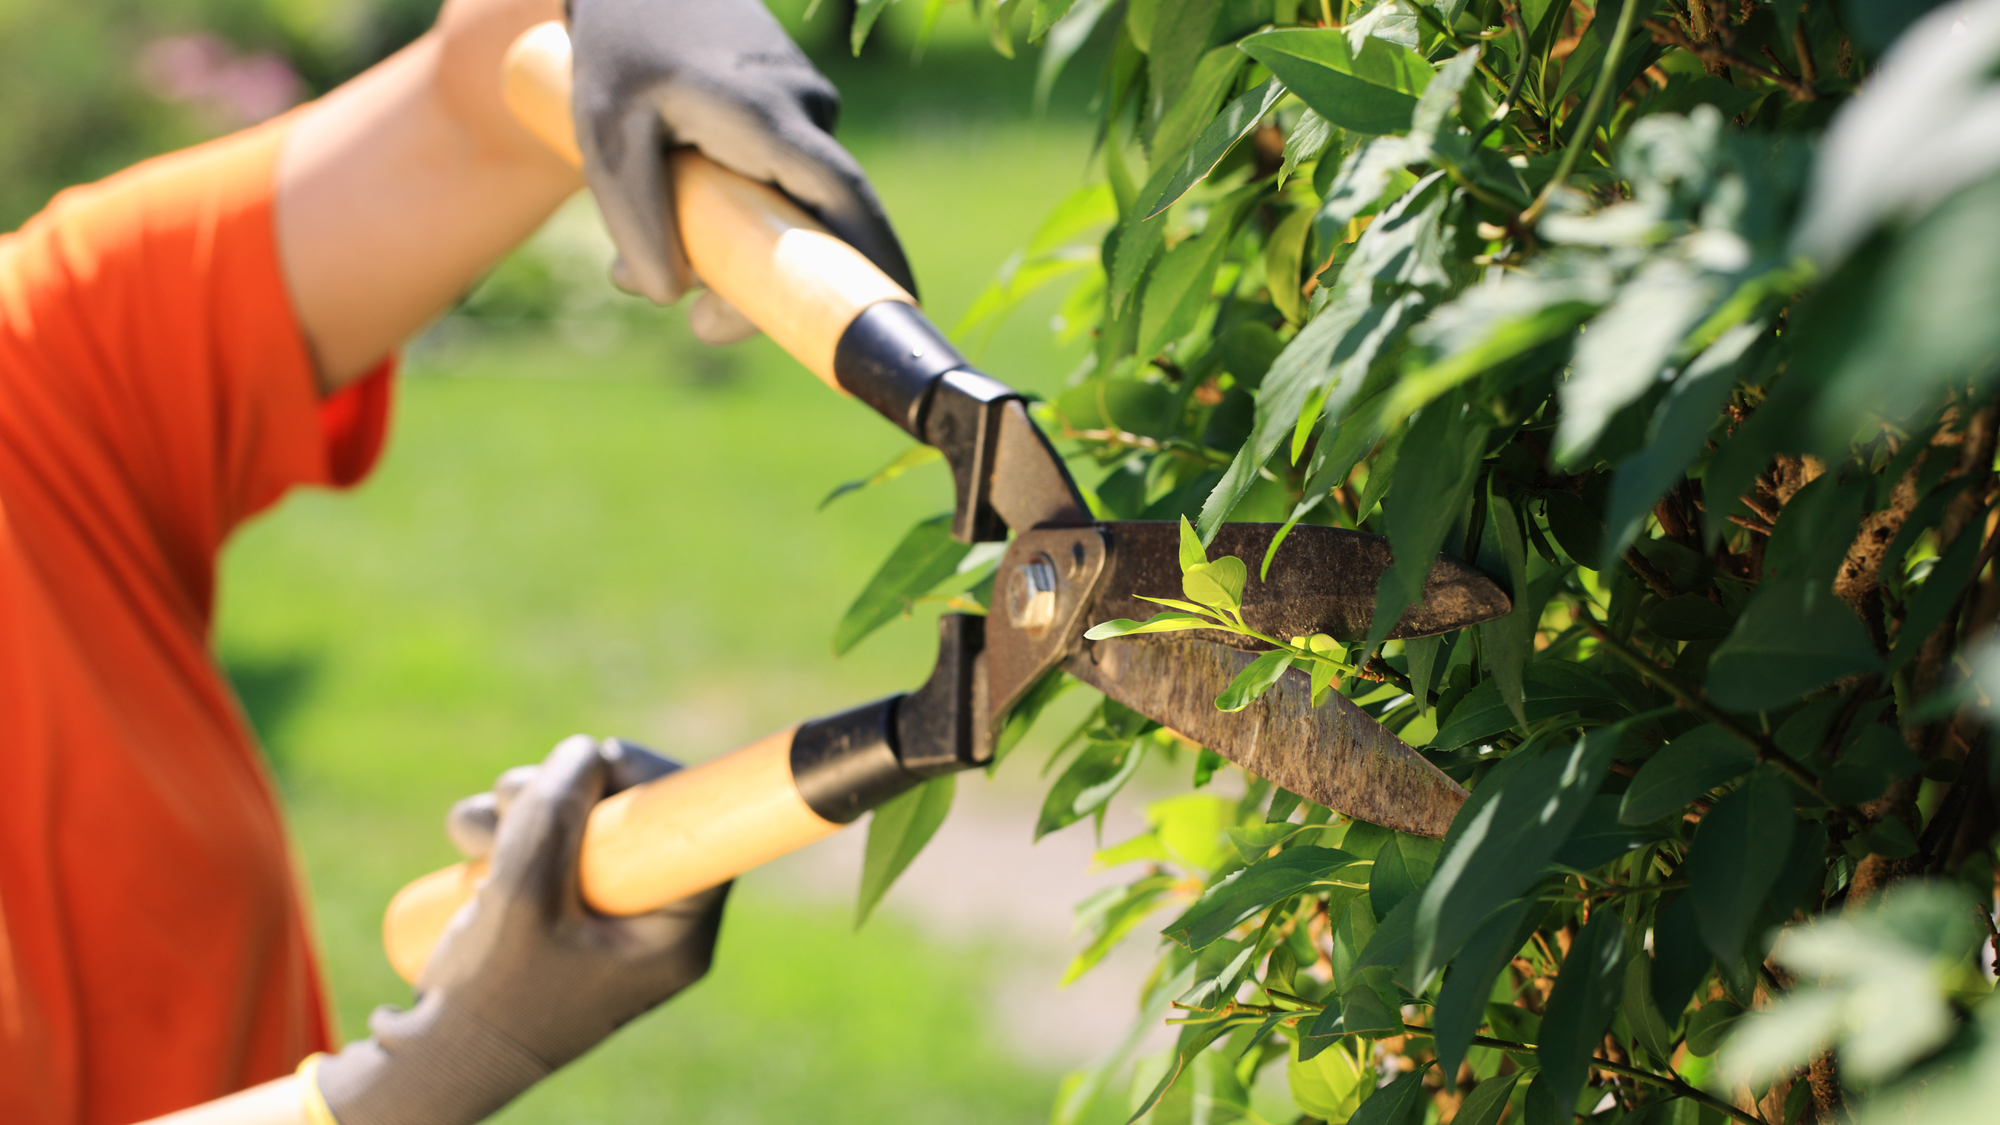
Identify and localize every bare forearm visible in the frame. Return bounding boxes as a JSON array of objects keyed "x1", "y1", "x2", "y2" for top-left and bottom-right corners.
[
  {"x1": 136, "y1": 1076, "x2": 308, "y2": 1125},
  {"x1": 277, "y1": 0, "x2": 580, "y2": 390}
]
